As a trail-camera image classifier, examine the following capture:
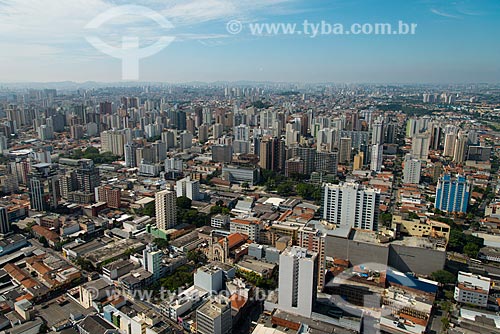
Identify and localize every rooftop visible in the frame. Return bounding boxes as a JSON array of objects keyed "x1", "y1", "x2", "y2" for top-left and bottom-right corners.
[{"x1": 197, "y1": 297, "x2": 231, "y2": 319}]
